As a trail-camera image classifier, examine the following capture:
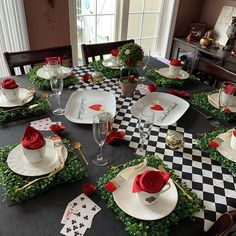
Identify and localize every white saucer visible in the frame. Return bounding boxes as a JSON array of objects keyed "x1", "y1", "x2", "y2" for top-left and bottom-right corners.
[
  {"x1": 217, "y1": 133, "x2": 236, "y2": 162},
  {"x1": 208, "y1": 93, "x2": 236, "y2": 113},
  {"x1": 156, "y1": 68, "x2": 189, "y2": 80},
  {"x1": 36, "y1": 66, "x2": 72, "y2": 80},
  {"x1": 0, "y1": 88, "x2": 34, "y2": 108},
  {"x1": 7, "y1": 139, "x2": 68, "y2": 176},
  {"x1": 102, "y1": 59, "x2": 120, "y2": 69},
  {"x1": 113, "y1": 166, "x2": 178, "y2": 220}
]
